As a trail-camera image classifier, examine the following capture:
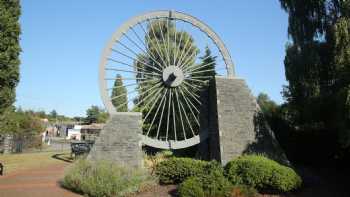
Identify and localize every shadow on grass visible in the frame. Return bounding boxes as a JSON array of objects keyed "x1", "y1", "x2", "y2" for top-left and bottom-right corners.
[{"x1": 52, "y1": 153, "x2": 74, "y2": 163}]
